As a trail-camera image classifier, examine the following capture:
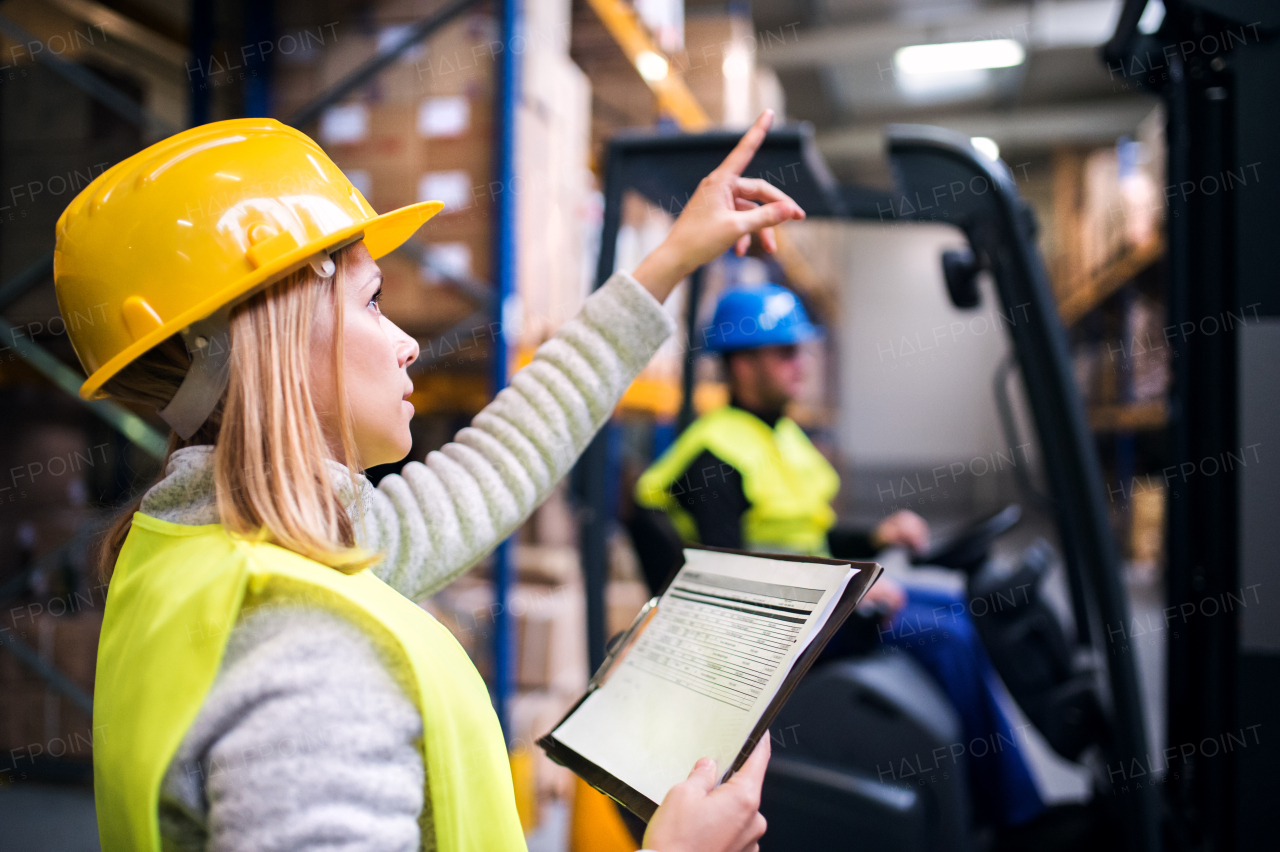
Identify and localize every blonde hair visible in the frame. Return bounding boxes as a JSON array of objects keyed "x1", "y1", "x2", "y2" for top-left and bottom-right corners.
[{"x1": 97, "y1": 246, "x2": 375, "y2": 578}]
